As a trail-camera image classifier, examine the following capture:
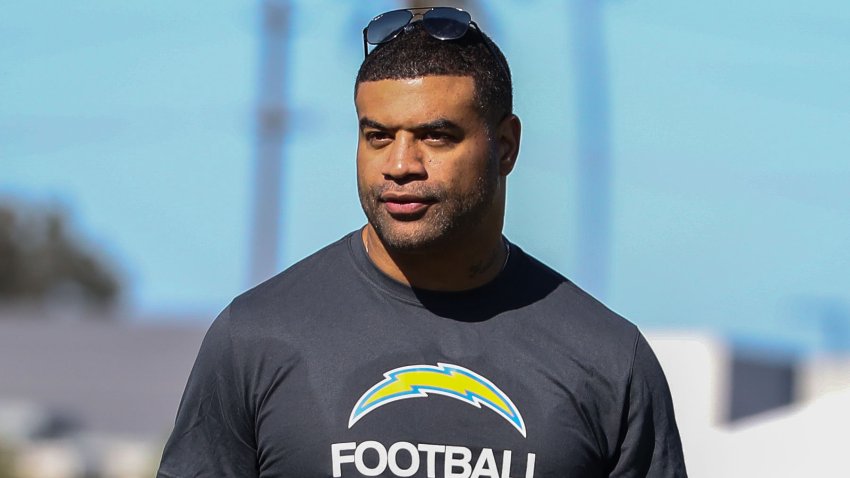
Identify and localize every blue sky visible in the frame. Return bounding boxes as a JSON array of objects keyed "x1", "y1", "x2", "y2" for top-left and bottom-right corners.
[{"x1": 2, "y1": 1, "x2": 849, "y2": 352}]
